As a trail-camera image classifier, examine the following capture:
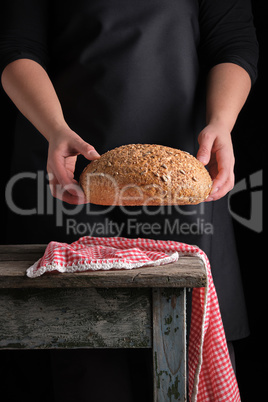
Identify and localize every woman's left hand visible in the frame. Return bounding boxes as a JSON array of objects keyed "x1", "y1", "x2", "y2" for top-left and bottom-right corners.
[{"x1": 196, "y1": 123, "x2": 235, "y2": 201}]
